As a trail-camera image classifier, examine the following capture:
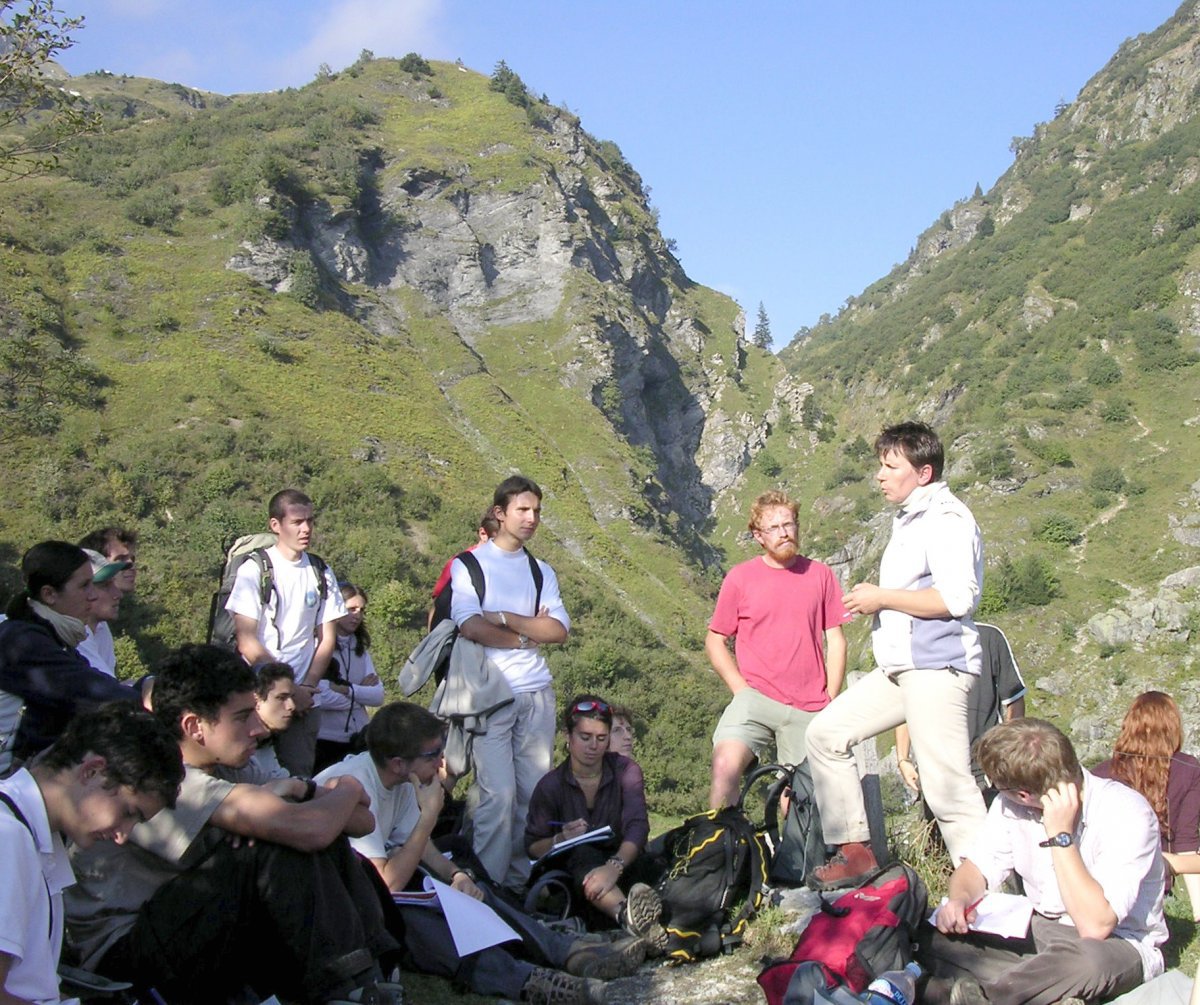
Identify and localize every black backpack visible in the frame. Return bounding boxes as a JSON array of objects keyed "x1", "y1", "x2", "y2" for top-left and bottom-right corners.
[
  {"x1": 428, "y1": 548, "x2": 543, "y2": 631},
  {"x1": 757, "y1": 863, "x2": 929, "y2": 1004},
  {"x1": 207, "y1": 534, "x2": 329, "y2": 651},
  {"x1": 758, "y1": 760, "x2": 829, "y2": 887},
  {"x1": 648, "y1": 799, "x2": 770, "y2": 963}
]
